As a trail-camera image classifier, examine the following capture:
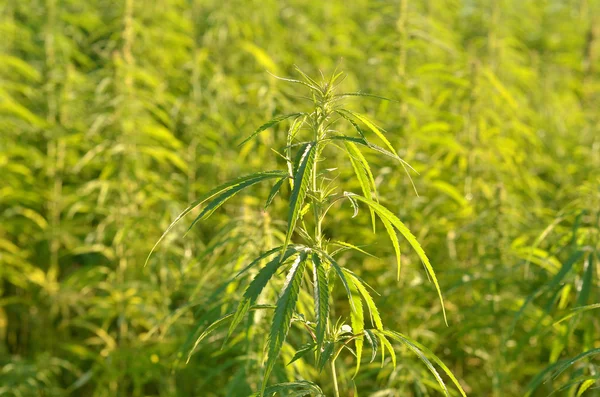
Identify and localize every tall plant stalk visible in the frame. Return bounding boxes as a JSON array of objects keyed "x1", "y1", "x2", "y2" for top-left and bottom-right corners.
[{"x1": 149, "y1": 68, "x2": 465, "y2": 397}]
